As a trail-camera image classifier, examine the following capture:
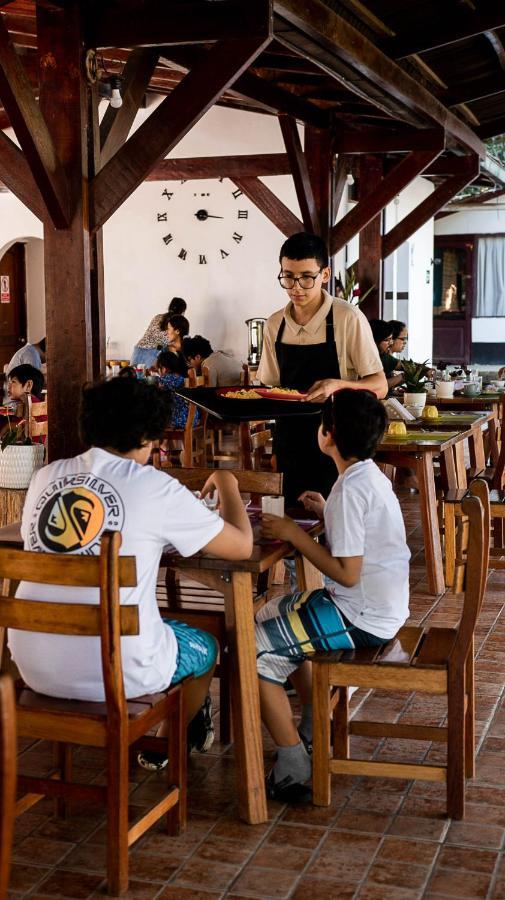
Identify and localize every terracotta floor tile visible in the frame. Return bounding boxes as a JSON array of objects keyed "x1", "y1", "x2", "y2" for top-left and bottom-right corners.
[
  {"x1": 445, "y1": 821, "x2": 504, "y2": 849},
  {"x1": 13, "y1": 836, "x2": 75, "y2": 867},
  {"x1": 209, "y1": 818, "x2": 269, "y2": 847},
  {"x1": 193, "y1": 837, "x2": 252, "y2": 866},
  {"x1": 172, "y1": 858, "x2": 240, "y2": 892},
  {"x1": 334, "y1": 808, "x2": 393, "y2": 833},
  {"x1": 127, "y1": 854, "x2": 179, "y2": 883},
  {"x1": 436, "y1": 845, "x2": 498, "y2": 873},
  {"x1": 249, "y1": 843, "x2": 313, "y2": 872},
  {"x1": 366, "y1": 859, "x2": 430, "y2": 890},
  {"x1": 358, "y1": 887, "x2": 422, "y2": 900},
  {"x1": 8, "y1": 864, "x2": 51, "y2": 894},
  {"x1": 427, "y1": 867, "x2": 492, "y2": 898},
  {"x1": 265, "y1": 823, "x2": 326, "y2": 850},
  {"x1": 35, "y1": 869, "x2": 104, "y2": 898},
  {"x1": 157, "y1": 889, "x2": 223, "y2": 900},
  {"x1": 227, "y1": 865, "x2": 298, "y2": 898},
  {"x1": 61, "y1": 843, "x2": 107, "y2": 875},
  {"x1": 376, "y1": 837, "x2": 439, "y2": 866},
  {"x1": 387, "y1": 816, "x2": 449, "y2": 841},
  {"x1": 92, "y1": 880, "x2": 169, "y2": 900},
  {"x1": 290, "y1": 876, "x2": 357, "y2": 899}
]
